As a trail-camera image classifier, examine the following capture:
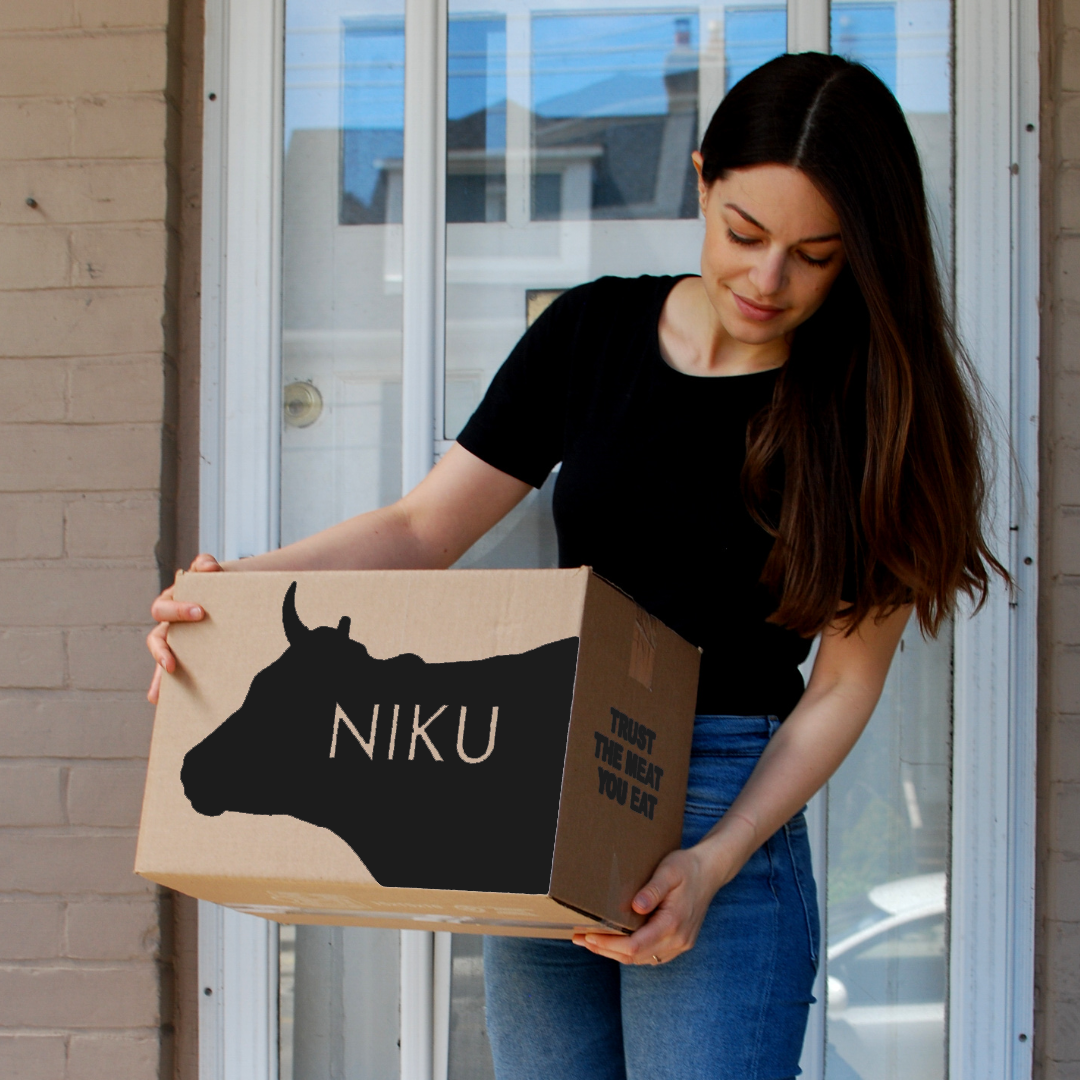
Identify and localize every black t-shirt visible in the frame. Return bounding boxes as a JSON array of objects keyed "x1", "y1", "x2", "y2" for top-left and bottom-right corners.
[{"x1": 457, "y1": 274, "x2": 811, "y2": 718}]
